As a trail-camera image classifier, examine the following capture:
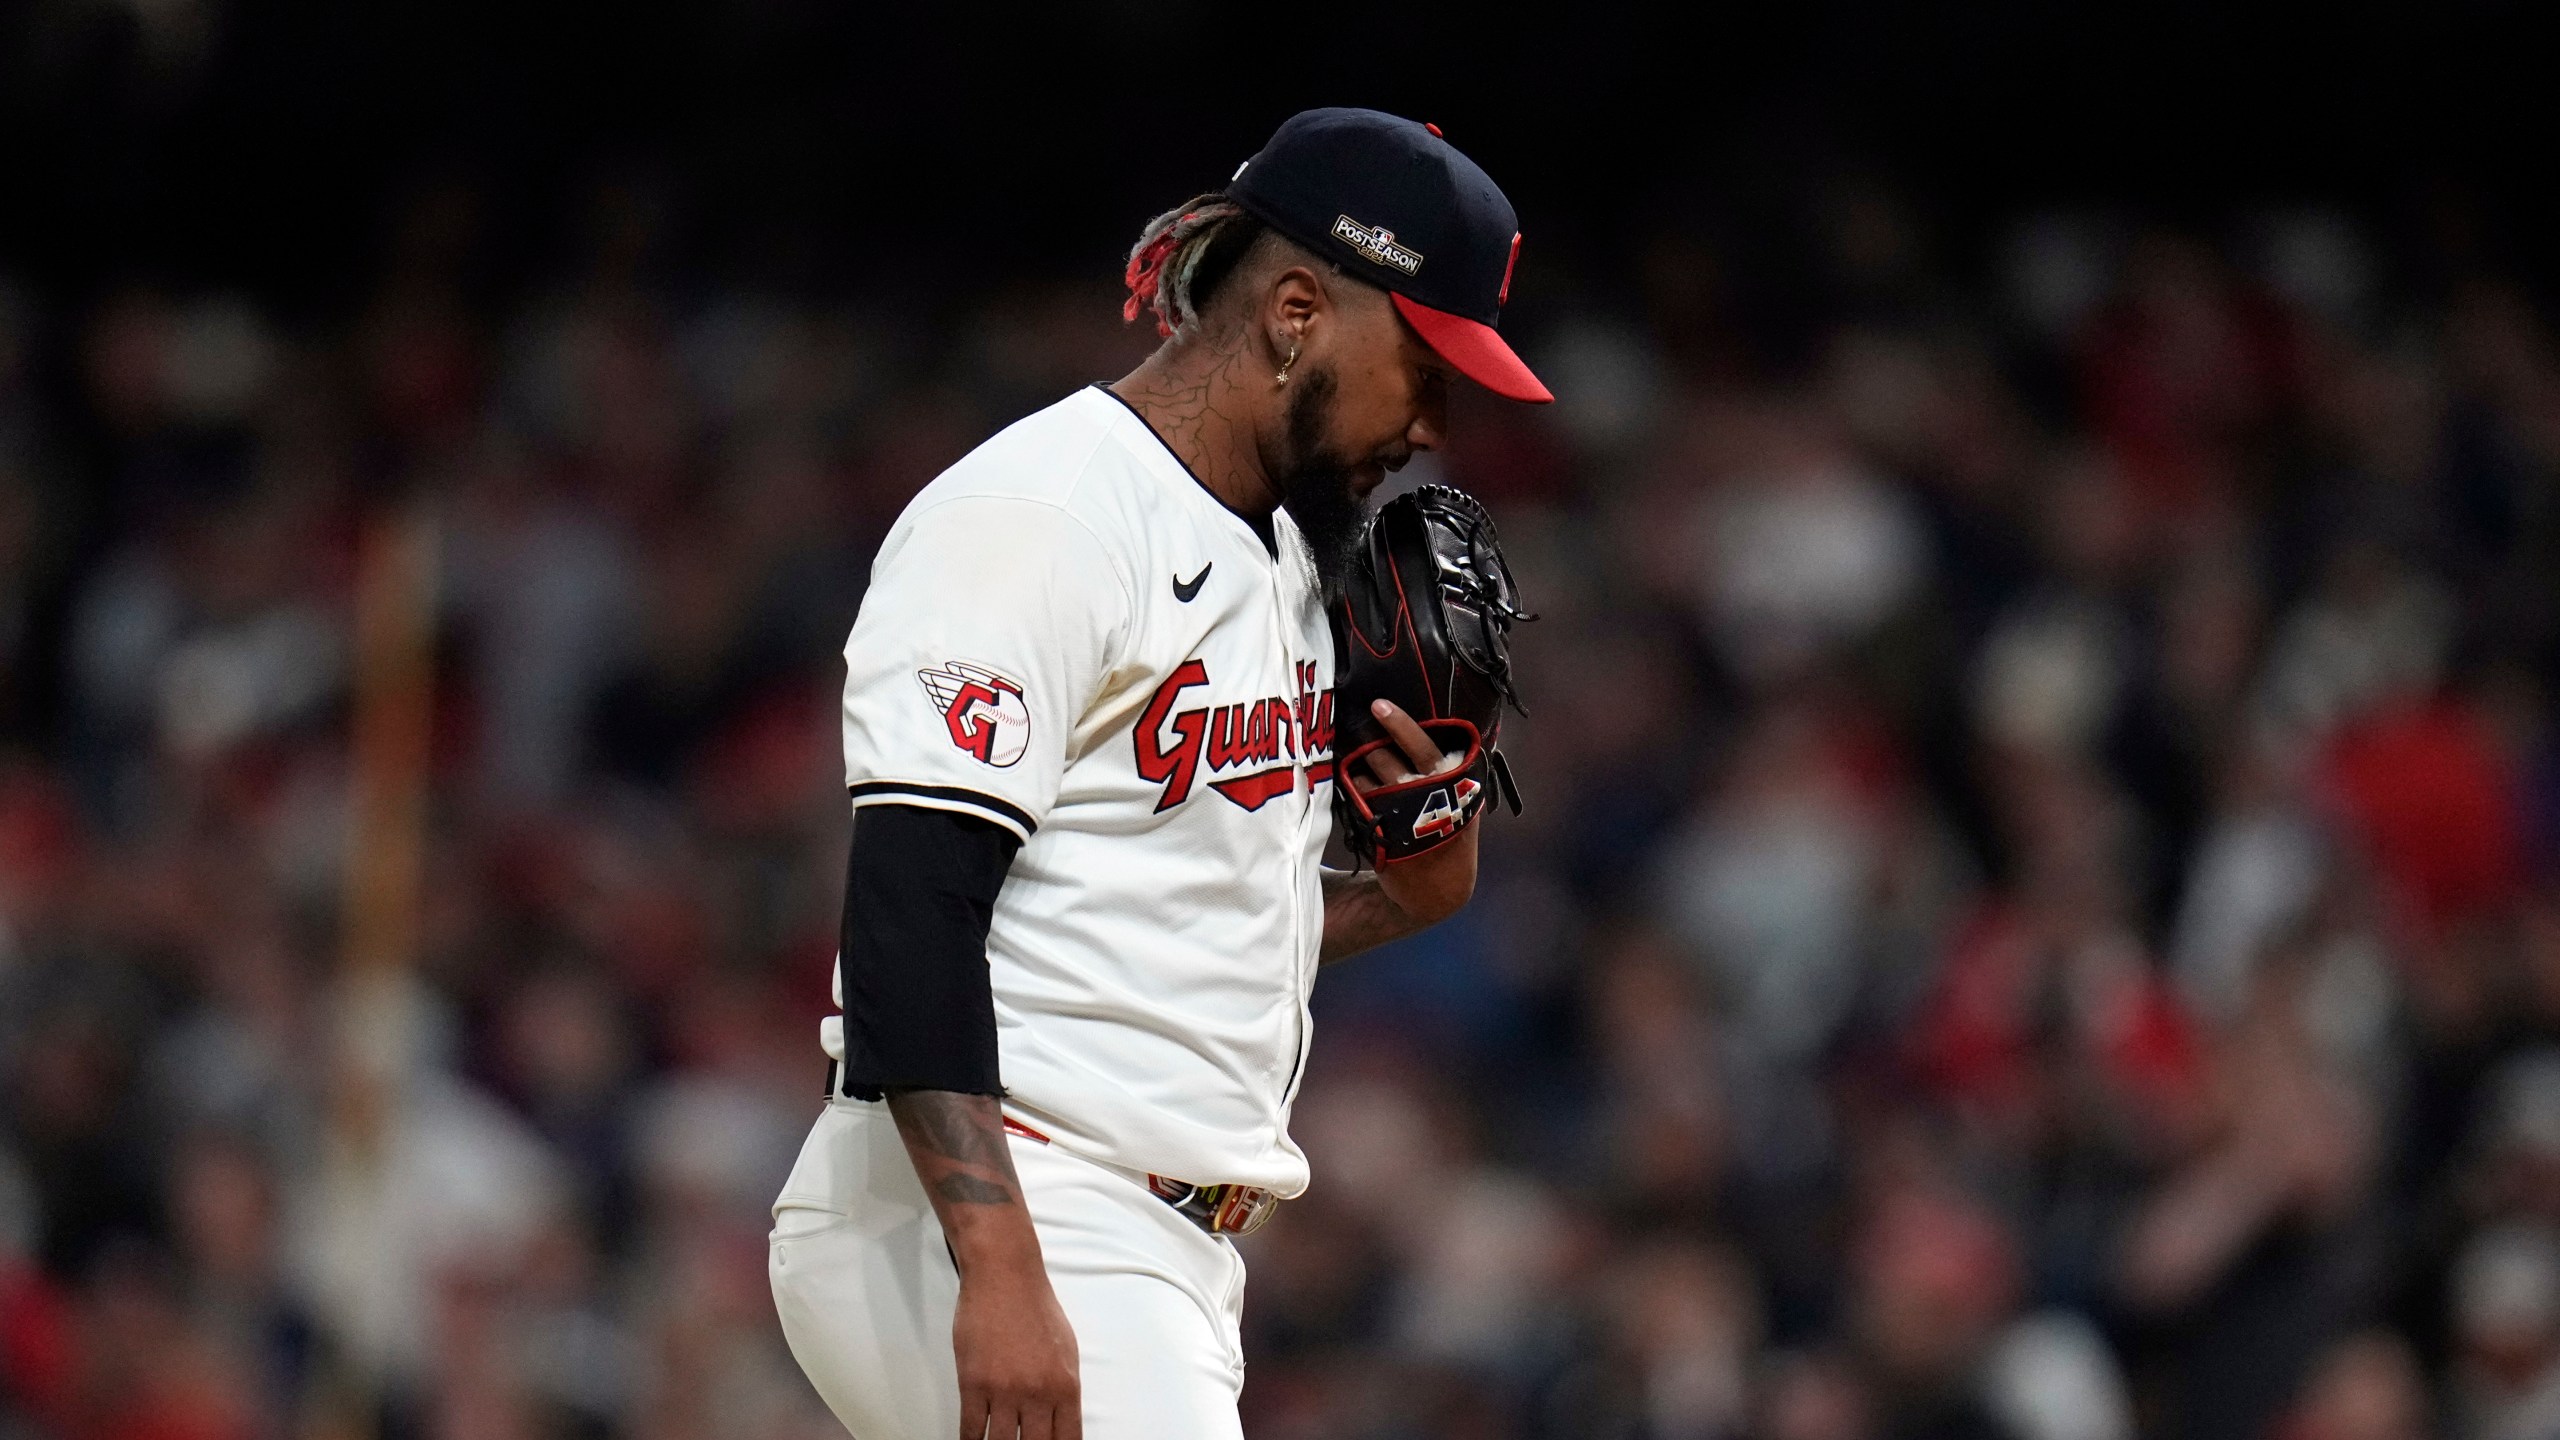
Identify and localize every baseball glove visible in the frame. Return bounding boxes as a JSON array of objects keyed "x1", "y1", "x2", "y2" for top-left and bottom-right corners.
[{"x1": 1331, "y1": 483, "x2": 1532, "y2": 864}]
